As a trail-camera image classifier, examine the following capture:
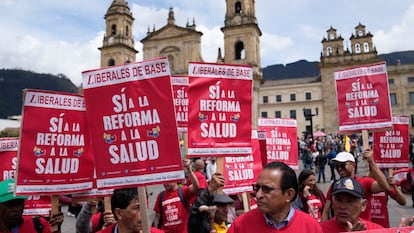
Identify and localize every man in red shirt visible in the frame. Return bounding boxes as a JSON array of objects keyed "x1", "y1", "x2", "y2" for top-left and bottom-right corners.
[
  {"x1": 0, "y1": 179, "x2": 52, "y2": 233},
  {"x1": 152, "y1": 159, "x2": 199, "y2": 233},
  {"x1": 228, "y1": 162, "x2": 323, "y2": 233},
  {"x1": 321, "y1": 149, "x2": 389, "y2": 221},
  {"x1": 96, "y1": 187, "x2": 163, "y2": 233},
  {"x1": 186, "y1": 159, "x2": 208, "y2": 206},
  {"x1": 320, "y1": 177, "x2": 383, "y2": 232}
]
